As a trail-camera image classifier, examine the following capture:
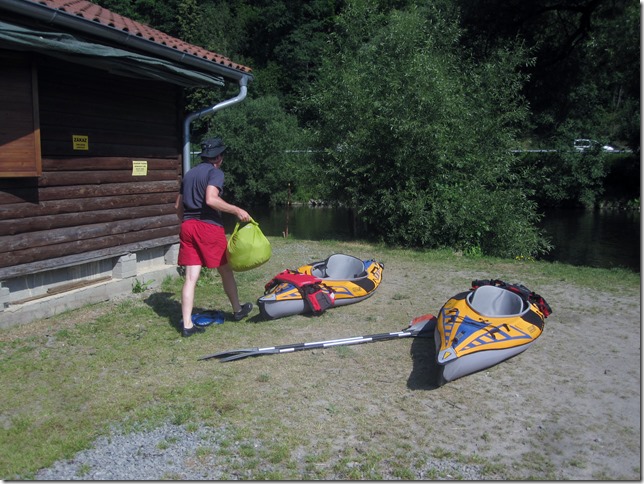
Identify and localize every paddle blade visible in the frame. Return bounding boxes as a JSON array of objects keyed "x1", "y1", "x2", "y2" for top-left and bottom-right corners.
[{"x1": 406, "y1": 313, "x2": 437, "y2": 337}]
